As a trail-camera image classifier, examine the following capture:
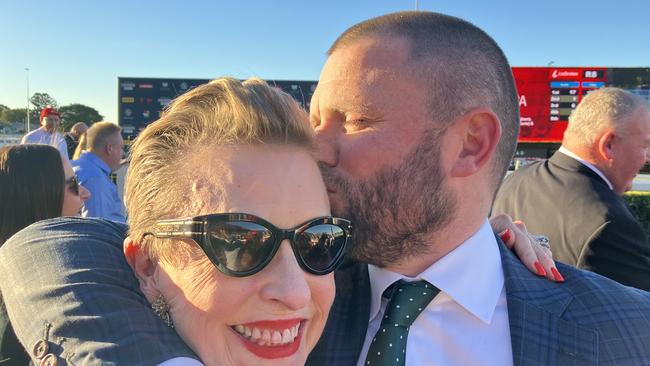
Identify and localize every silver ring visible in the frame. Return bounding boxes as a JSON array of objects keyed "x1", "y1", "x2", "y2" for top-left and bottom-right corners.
[{"x1": 532, "y1": 235, "x2": 550, "y2": 249}]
